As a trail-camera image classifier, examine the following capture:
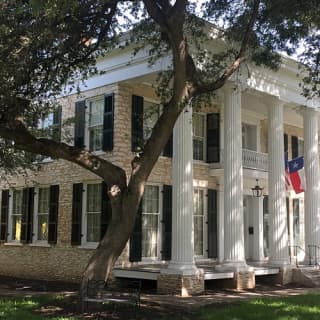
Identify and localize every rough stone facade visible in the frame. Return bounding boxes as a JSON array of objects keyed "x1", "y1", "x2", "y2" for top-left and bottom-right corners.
[
  {"x1": 157, "y1": 272, "x2": 205, "y2": 296},
  {"x1": 220, "y1": 271, "x2": 255, "y2": 290}
]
